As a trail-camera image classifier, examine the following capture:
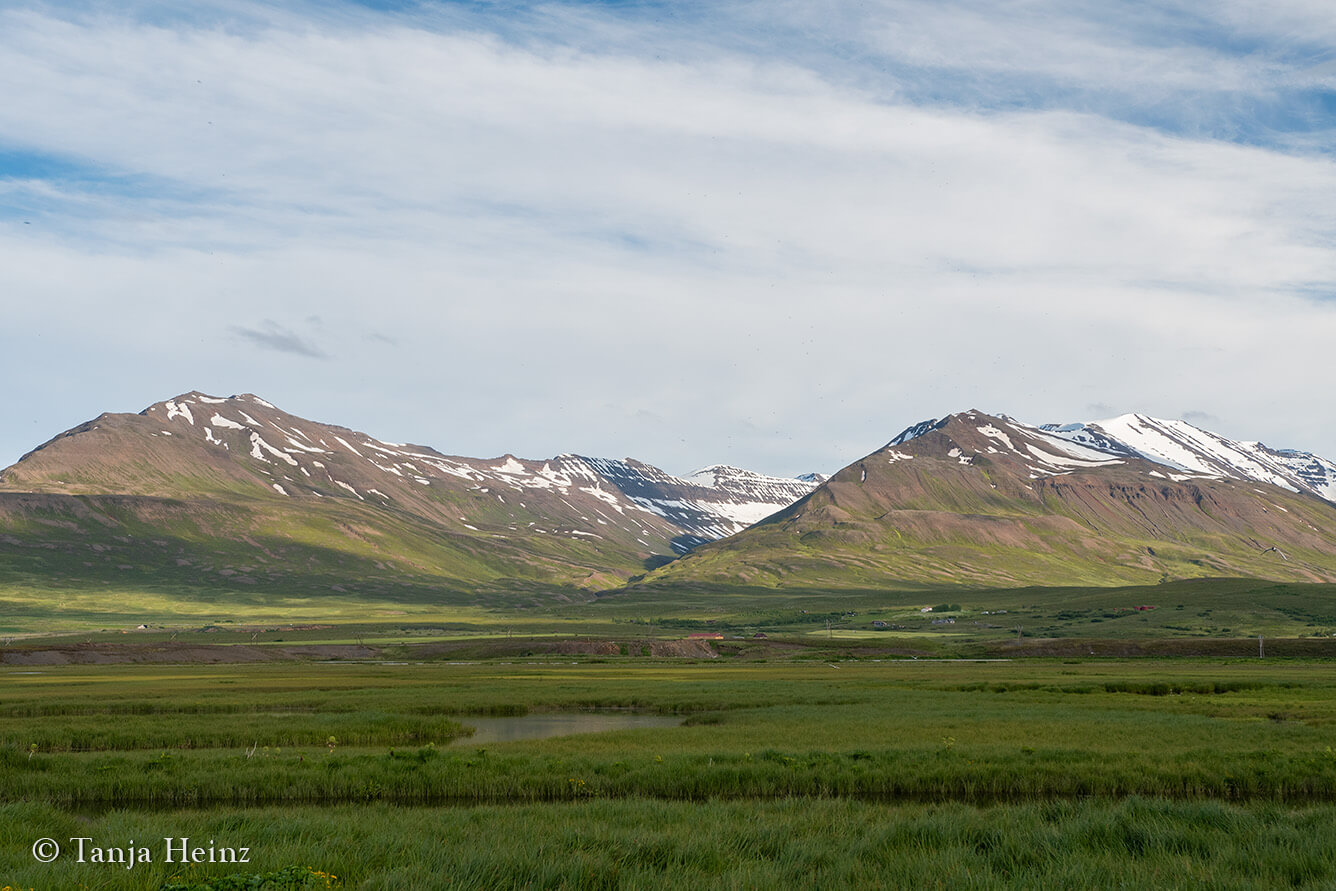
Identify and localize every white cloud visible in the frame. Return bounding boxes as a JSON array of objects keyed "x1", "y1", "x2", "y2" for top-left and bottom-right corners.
[{"x1": 2, "y1": 2, "x2": 1336, "y2": 475}]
